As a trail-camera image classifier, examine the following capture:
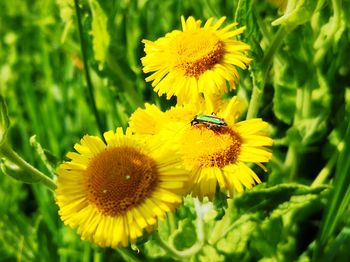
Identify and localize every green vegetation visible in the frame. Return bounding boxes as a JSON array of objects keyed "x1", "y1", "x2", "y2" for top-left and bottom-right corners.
[{"x1": 1, "y1": 0, "x2": 350, "y2": 261}]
